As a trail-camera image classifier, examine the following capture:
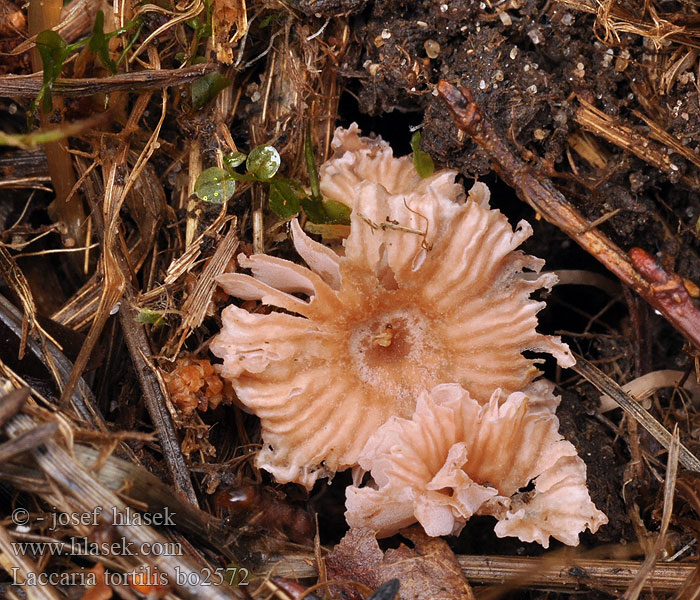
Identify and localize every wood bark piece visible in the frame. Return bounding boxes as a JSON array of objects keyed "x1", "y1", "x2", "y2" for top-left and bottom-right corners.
[{"x1": 437, "y1": 81, "x2": 700, "y2": 350}]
